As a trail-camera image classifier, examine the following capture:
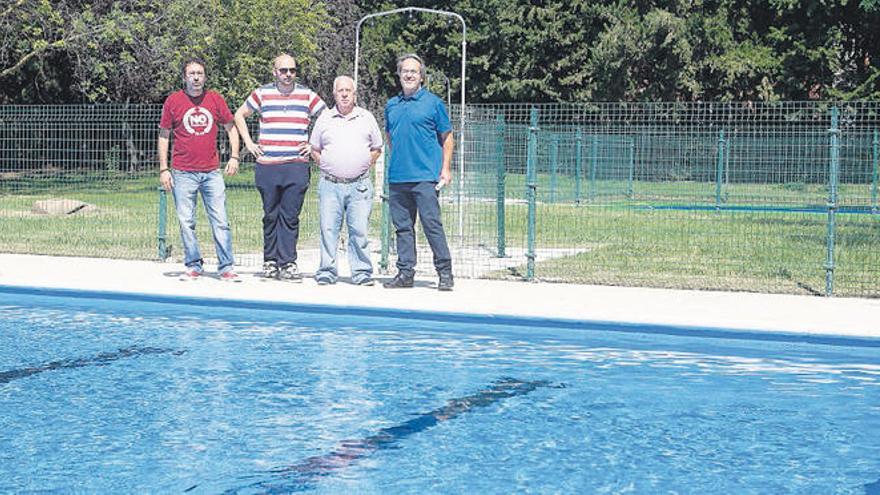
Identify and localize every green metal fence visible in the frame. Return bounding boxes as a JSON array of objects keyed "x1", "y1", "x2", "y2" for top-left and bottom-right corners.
[{"x1": 1, "y1": 102, "x2": 878, "y2": 297}]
